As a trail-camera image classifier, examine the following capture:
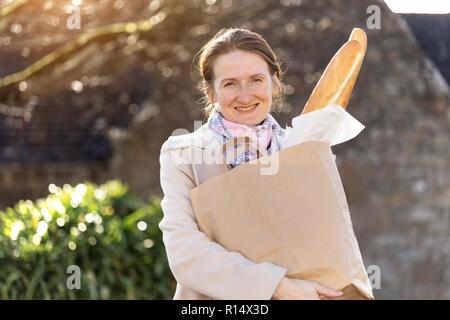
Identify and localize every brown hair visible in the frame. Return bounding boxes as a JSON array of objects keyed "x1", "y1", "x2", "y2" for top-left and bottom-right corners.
[{"x1": 193, "y1": 27, "x2": 287, "y2": 119}]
